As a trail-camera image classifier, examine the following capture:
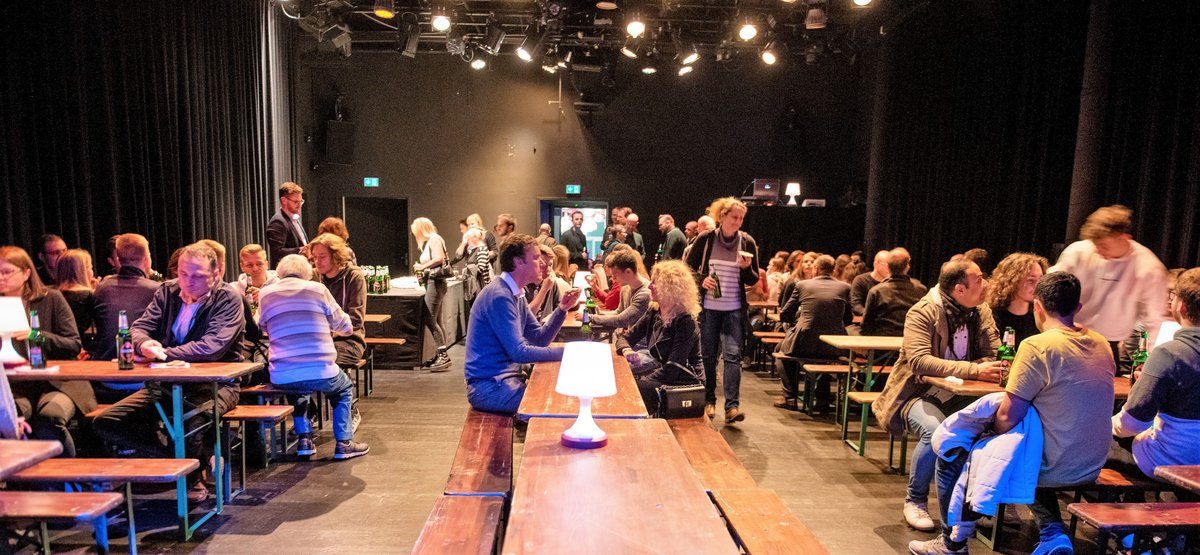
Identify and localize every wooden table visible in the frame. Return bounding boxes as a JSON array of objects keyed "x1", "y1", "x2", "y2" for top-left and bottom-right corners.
[
  {"x1": 0, "y1": 440, "x2": 62, "y2": 480},
  {"x1": 517, "y1": 348, "x2": 648, "y2": 419},
  {"x1": 820, "y1": 335, "x2": 903, "y2": 454},
  {"x1": 502, "y1": 418, "x2": 739, "y2": 555},
  {"x1": 364, "y1": 313, "x2": 392, "y2": 324},
  {"x1": 7, "y1": 359, "x2": 262, "y2": 539},
  {"x1": 924, "y1": 376, "x2": 1131, "y2": 400},
  {"x1": 1154, "y1": 466, "x2": 1200, "y2": 494},
  {"x1": 748, "y1": 300, "x2": 778, "y2": 312}
]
